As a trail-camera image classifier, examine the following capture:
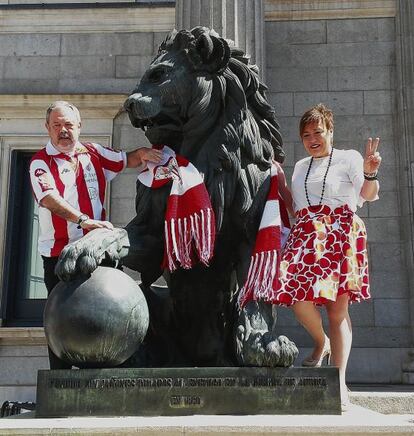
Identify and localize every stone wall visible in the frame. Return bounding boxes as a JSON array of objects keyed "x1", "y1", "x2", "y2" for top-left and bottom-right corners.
[
  {"x1": 0, "y1": 31, "x2": 164, "y2": 94},
  {"x1": 265, "y1": 17, "x2": 408, "y2": 383}
]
